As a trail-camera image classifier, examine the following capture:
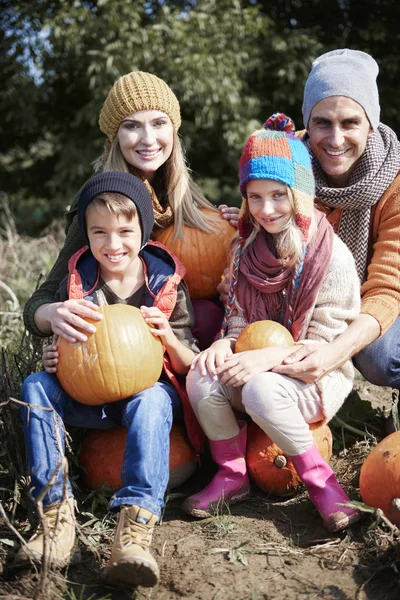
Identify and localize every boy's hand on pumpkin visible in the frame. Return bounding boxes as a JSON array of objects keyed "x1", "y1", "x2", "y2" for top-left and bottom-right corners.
[
  {"x1": 140, "y1": 306, "x2": 175, "y2": 348},
  {"x1": 191, "y1": 338, "x2": 234, "y2": 379},
  {"x1": 42, "y1": 334, "x2": 59, "y2": 373},
  {"x1": 215, "y1": 347, "x2": 295, "y2": 387},
  {"x1": 218, "y1": 204, "x2": 240, "y2": 229},
  {"x1": 47, "y1": 299, "x2": 101, "y2": 343}
]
